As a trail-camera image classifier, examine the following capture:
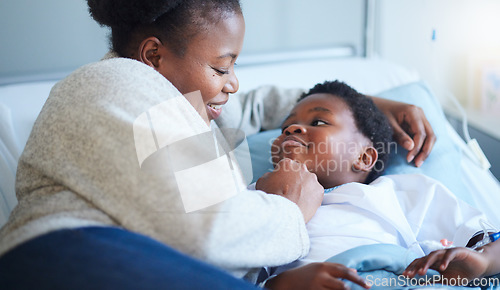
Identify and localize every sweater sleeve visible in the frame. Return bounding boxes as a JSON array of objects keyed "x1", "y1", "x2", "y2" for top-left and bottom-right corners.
[
  {"x1": 201, "y1": 188, "x2": 310, "y2": 278},
  {"x1": 9, "y1": 58, "x2": 310, "y2": 280},
  {"x1": 216, "y1": 85, "x2": 304, "y2": 135}
]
